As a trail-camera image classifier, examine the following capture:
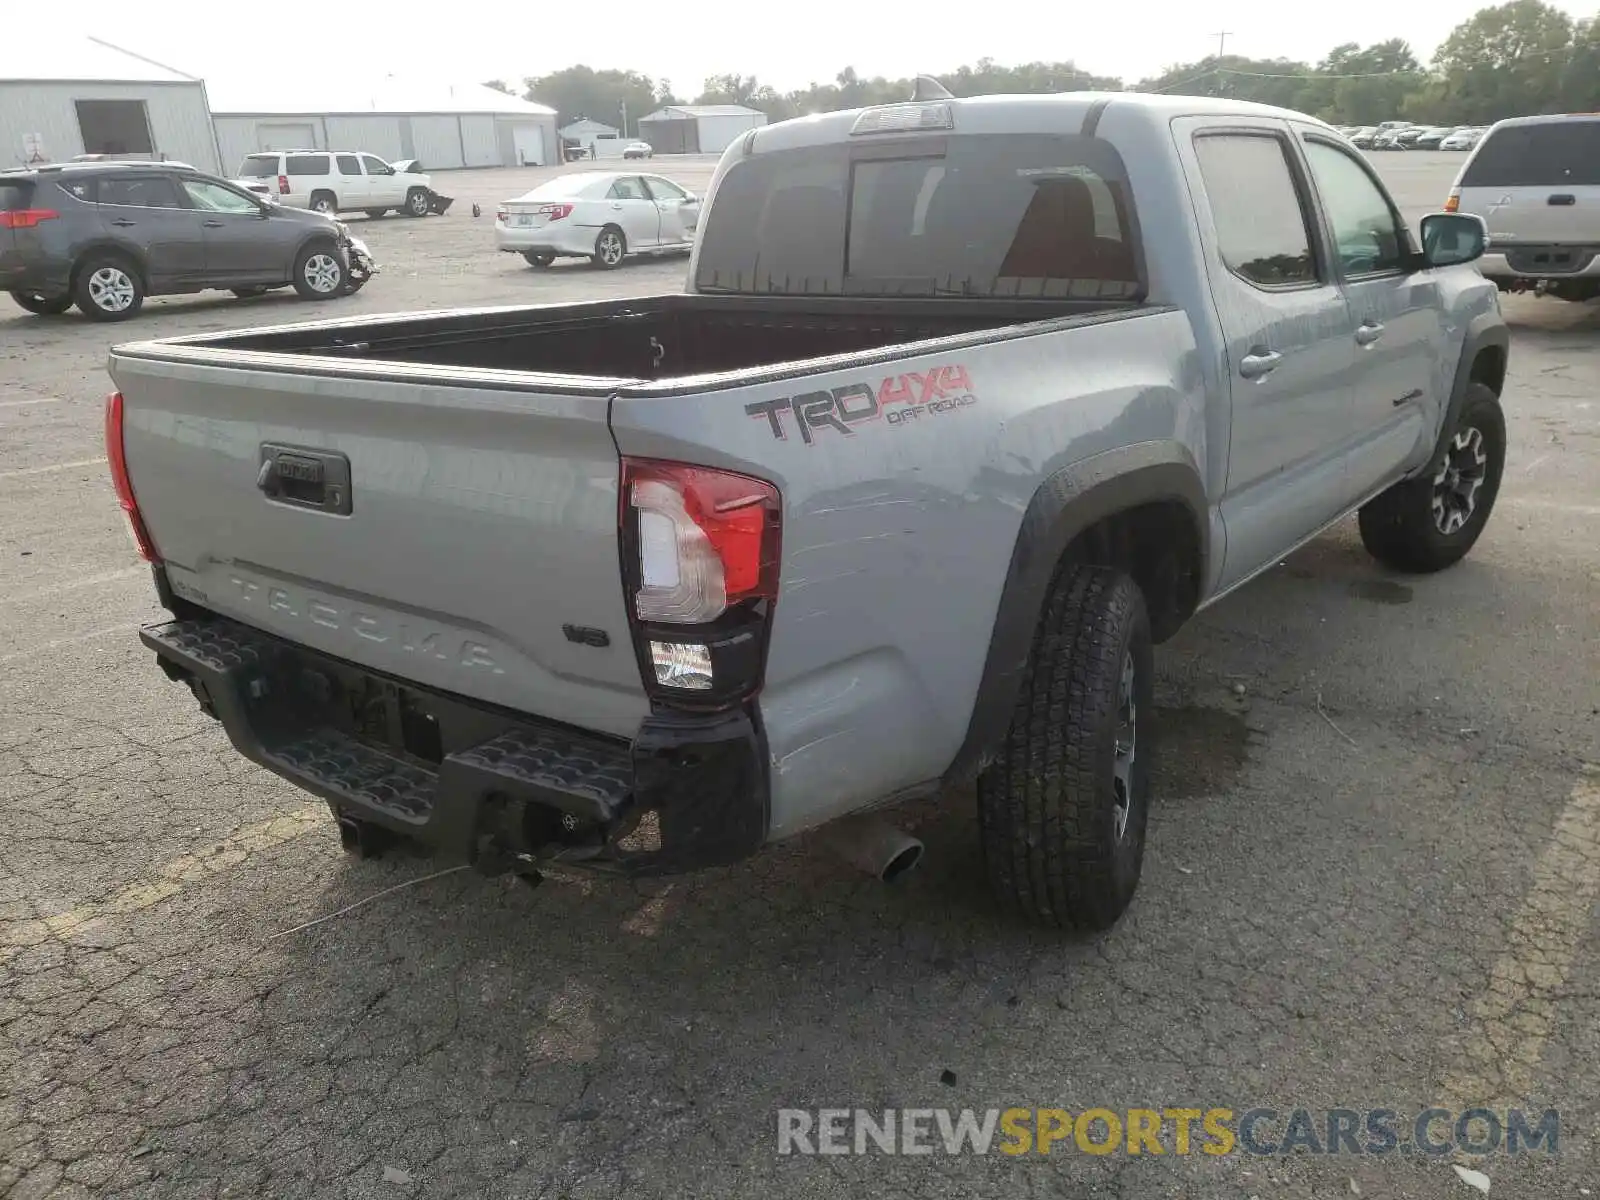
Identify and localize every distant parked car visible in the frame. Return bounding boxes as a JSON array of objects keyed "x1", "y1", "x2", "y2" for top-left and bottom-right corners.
[
  {"x1": 1413, "y1": 126, "x2": 1462, "y2": 150},
  {"x1": 1441, "y1": 126, "x2": 1486, "y2": 151},
  {"x1": 233, "y1": 150, "x2": 434, "y2": 218},
  {"x1": 495, "y1": 171, "x2": 700, "y2": 268},
  {"x1": 1, "y1": 161, "x2": 374, "y2": 321},
  {"x1": 1348, "y1": 127, "x2": 1378, "y2": 148},
  {"x1": 622, "y1": 142, "x2": 654, "y2": 160}
]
